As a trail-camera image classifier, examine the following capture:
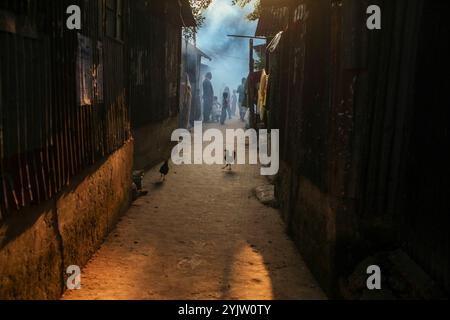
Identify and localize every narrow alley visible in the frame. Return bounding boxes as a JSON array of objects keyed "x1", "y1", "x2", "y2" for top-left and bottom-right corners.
[
  {"x1": 63, "y1": 119, "x2": 325, "y2": 300},
  {"x1": 1, "y1": 0, "x2": 449, "y2": 302}
]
